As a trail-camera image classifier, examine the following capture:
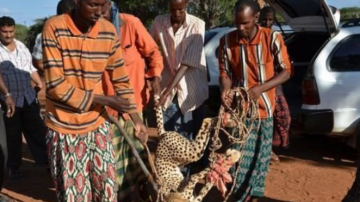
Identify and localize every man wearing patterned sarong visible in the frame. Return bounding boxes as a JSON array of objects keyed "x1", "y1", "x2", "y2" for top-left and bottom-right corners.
[
  {"x1": 42, "y1": 0, "x2": 147, "y2": 201},
  {"x1": 218, "y1": 0, "x2": 291, "y2": 201},
  {"x1": 259, "y1": 6, "x2": 292, "y2": 164}
]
